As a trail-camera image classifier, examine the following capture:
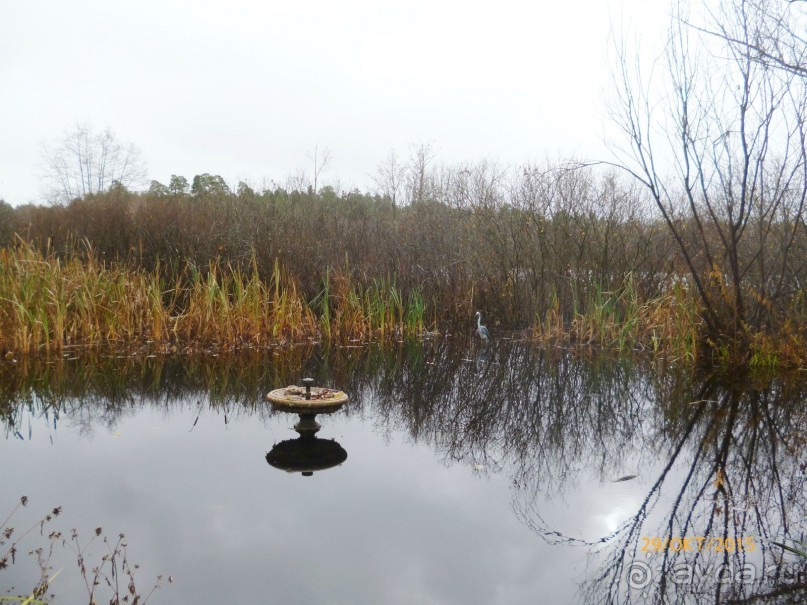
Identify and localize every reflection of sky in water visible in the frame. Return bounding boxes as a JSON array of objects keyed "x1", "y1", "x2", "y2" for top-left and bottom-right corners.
[
  {"x1": 1, "y1": 394, "x2": 654, "y2": 604},
  {"x1": 3, "y1": 346, "x2": 805, "y2": 604}
]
